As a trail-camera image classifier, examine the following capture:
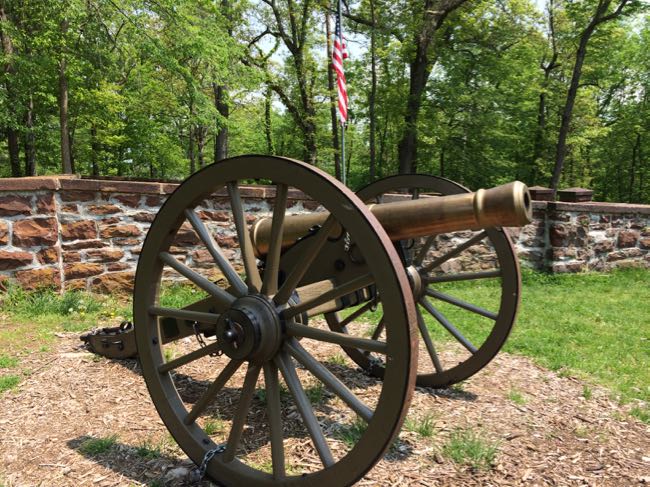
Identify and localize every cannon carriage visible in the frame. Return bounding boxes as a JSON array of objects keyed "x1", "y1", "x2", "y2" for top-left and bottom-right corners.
[{"x1": 132, "y1": 155, "x2": 531, "y2": 485}]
